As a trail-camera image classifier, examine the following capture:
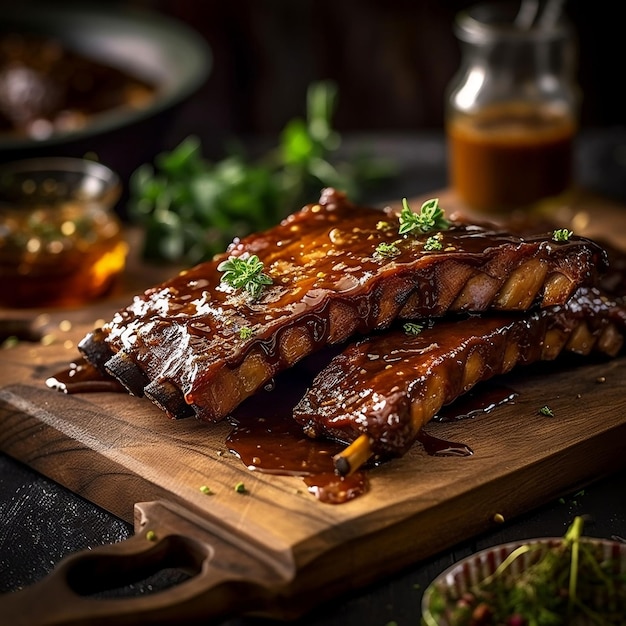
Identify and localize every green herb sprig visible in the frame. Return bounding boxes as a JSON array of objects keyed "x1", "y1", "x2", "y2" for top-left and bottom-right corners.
[
  {"x1": 129, "y1": 81, "x2": 396, "y2": 265},
  {"x1": 398, "y1": 198, "x2": 449, "y2": 236},
  {"x1": 553, "y1": 228, "x2": 573, "y2": 242},
  {"x1": 375, "y1": 241, "x2": 401, "y2": 258},
  {"x1": 424, "y1": 234, "x2": 443, "y2": 251},
  {"x1": 403, "y1": 322, "x2": 424, "y2": 336},
  {"x1": 217, "y1": 254, "x2": 272, "y2": 299},
  {"x1": 239, "y1": 326, "x2": 254, "y2": 340}
]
